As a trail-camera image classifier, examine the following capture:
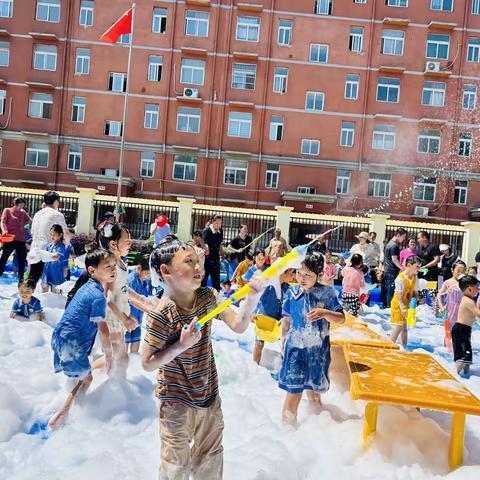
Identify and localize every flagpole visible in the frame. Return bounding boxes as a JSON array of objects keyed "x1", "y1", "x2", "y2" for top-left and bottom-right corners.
[{"x1": 115, "y1": 3, "x2": 136, "y2": 222}]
